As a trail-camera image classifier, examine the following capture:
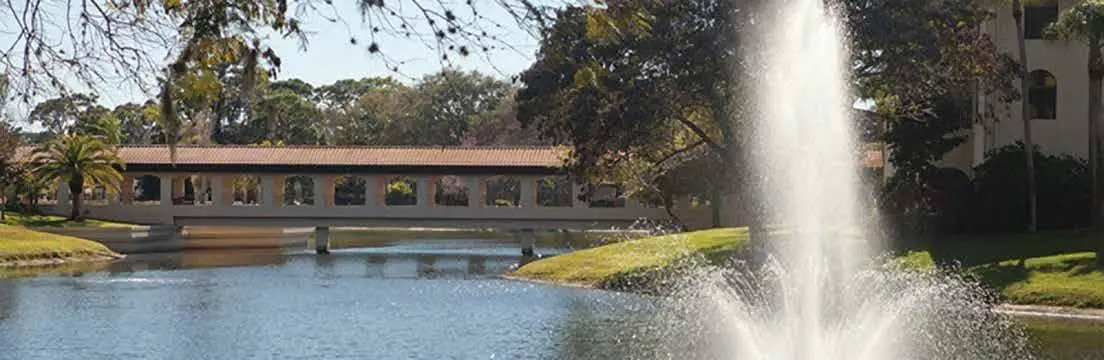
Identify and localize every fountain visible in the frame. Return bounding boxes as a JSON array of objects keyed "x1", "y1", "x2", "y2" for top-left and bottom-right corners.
[{"x1": 659, "y1": 0, "x2": 1039, "y2": 358}]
